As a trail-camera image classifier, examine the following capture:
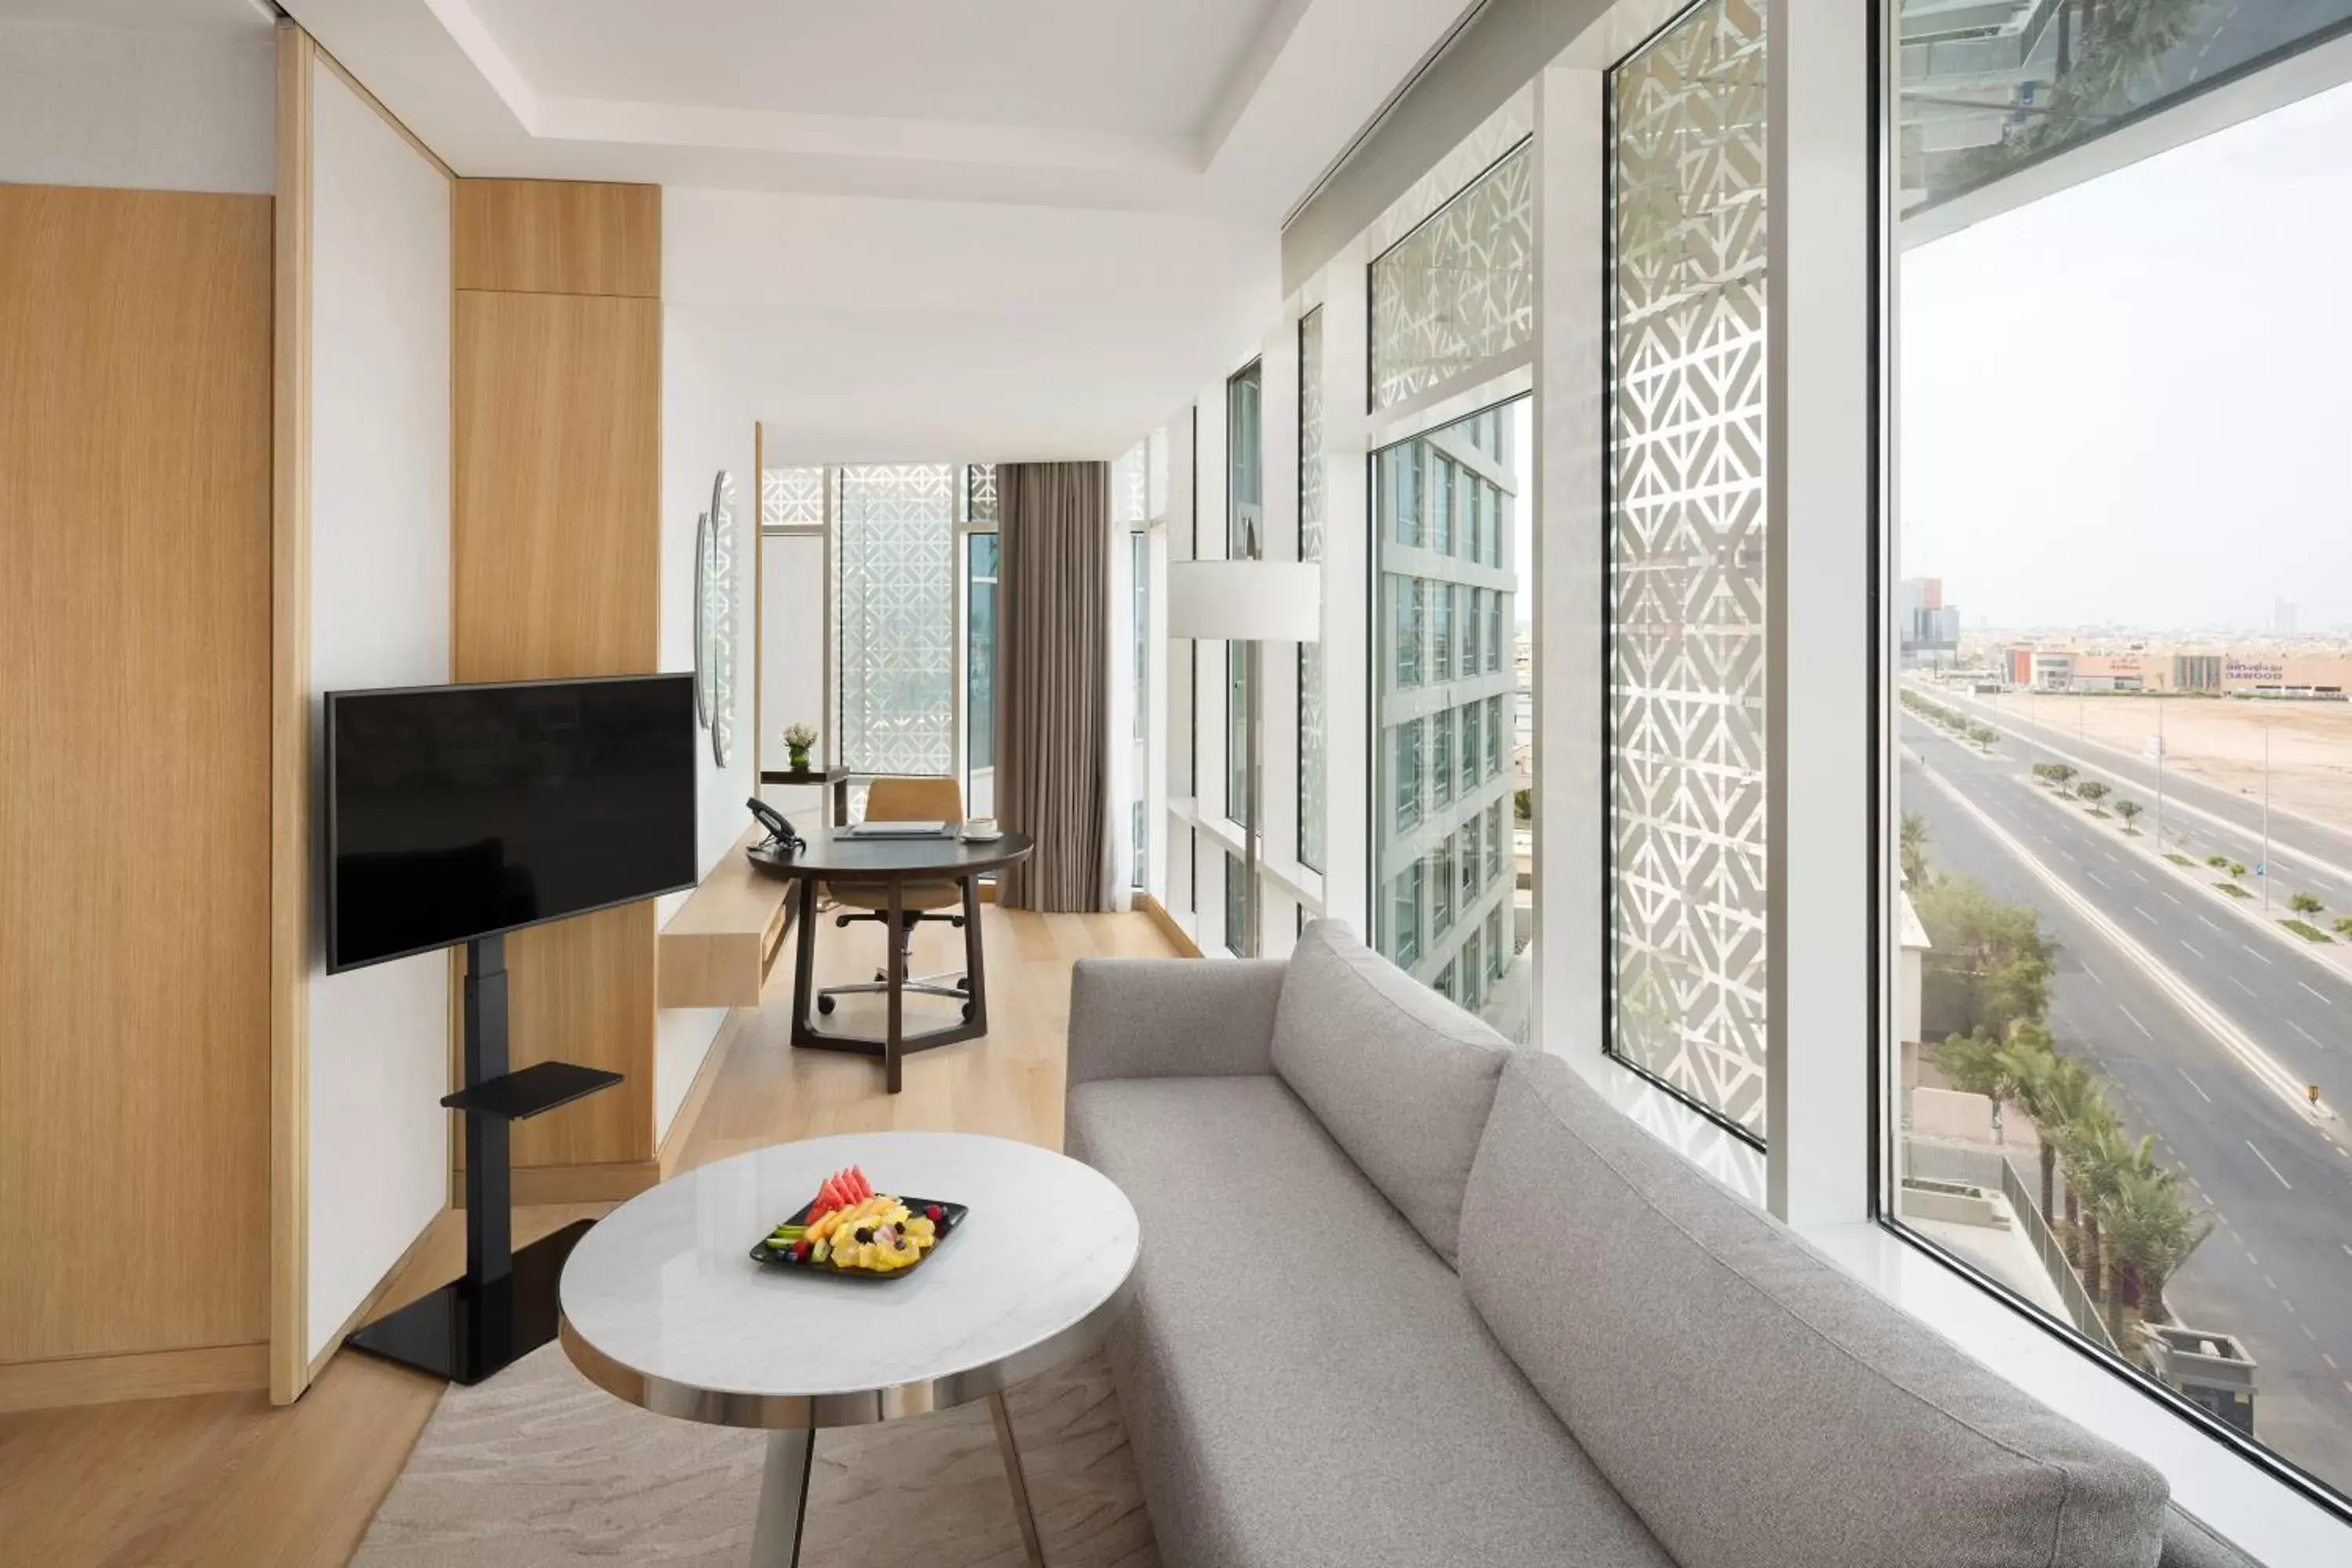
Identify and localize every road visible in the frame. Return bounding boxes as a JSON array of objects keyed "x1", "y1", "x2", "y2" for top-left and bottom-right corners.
[
  {"x1": 1903, "y1": 713, "x2": 2352, "y2": 1493},
  {"x1": 1923, "y1": 681, "x2": 2352, "y2": 921}
]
